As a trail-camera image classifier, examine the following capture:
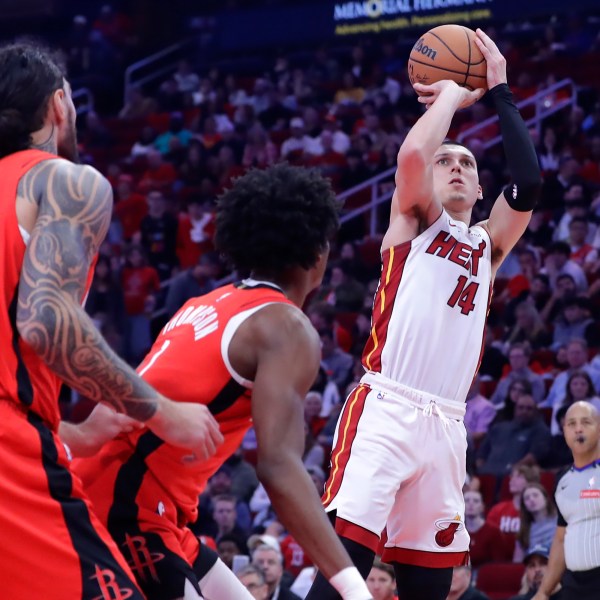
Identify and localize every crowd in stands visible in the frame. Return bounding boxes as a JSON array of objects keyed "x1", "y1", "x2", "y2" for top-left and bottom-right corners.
[{"x1": 54, "y1": 4, "x2": 600, "y2": 599}]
